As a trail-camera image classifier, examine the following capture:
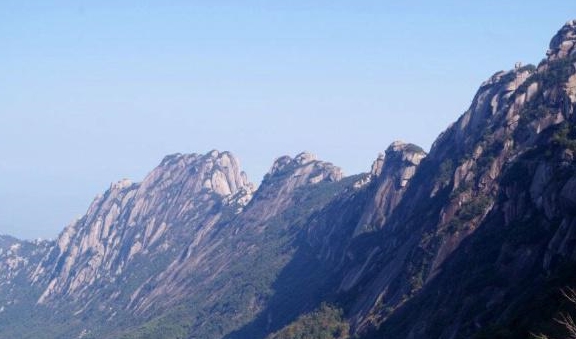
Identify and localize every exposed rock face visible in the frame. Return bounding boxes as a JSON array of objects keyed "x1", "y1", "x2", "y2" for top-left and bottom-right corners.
[
  {"x1": 31, "y1": 150, "x2": 254, "y2": 309},
  {"x1": 267, "y1": 20, "x2": 576, "y2": 339},
  {"x1": 2, "y1": 19, "x2": 576, "y2": 339},
  {"x1": 129, "y1": 152, "x2": 344, "y2": 315},
  {"x1": 0, "y1": 238, "x2": 51, "y2": 324},
  {"x1": 0, "y1": 239, "x2": 35, "y2": 283},
  {"x1": 354, "y1": 142, "x2": 426, "y2": 235},
  {"x1": 354, "y1": 20, "x2": 576, "y2": 339},
  {"x1": 335, "y1": 64, "x2": 536, "y2": 332},
  {"x1": 250, "y1": 152, "x2": 343, "y2": 221},
  {"x1": 548, "y1": 20, "x2": 576, "y2": 60},
  {"x1": 0, "y1": 235, "x2": 18, "y2": 251},
  {"x1": 265, "y1": 152, "x2": 343, "y2": 184},
  {"x1": 1, "y1": 150, "x2": 350, "y2": 339}
]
